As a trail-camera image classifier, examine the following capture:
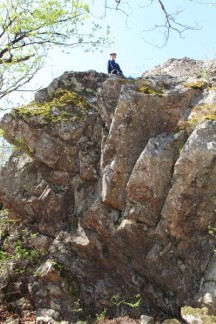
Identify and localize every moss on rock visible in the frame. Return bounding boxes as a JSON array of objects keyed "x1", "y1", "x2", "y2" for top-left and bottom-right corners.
[
  {"x1": 178, "y1": 103, "x2": 216, "y2": 132},
  {"x1": 135, "y1": 80, "x2": 163, "y2": 96},
  {"x1": 184, "y1": 80, "x2": 206, "y2": 89},
  {"x1": 208, "y1": 86, "x2": 216, "y2": 91},
  {"x1": 162, "y1": 319, "x2": 181, "y2": 324},
  {"x1": 181, "y1": 306, "x2": 216, "y2": 324},
  {"x1": 16, "y1": 89, "x2": 94, "y2": 123}
]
